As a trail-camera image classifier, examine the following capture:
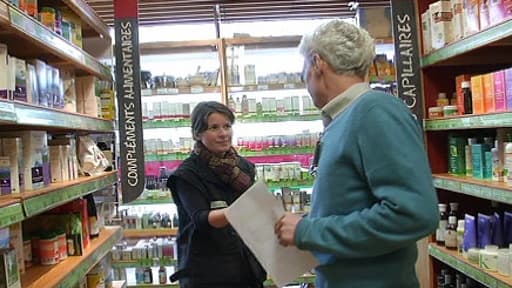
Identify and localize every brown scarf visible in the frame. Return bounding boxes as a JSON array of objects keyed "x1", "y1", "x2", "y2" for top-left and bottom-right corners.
[{"x1": 194, "y1": 141, "x2": 253, "y2": 195}]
